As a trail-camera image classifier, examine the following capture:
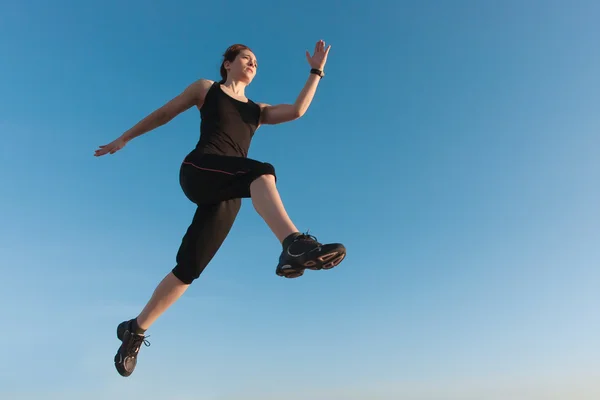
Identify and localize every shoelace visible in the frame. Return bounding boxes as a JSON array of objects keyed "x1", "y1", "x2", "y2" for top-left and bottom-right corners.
[
  {"x1": 127, "y1": 334, "x2": 151, "y2": 356},
  {"x1": 296, "y1": 231, "x2": 322, "y2": 245}
]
